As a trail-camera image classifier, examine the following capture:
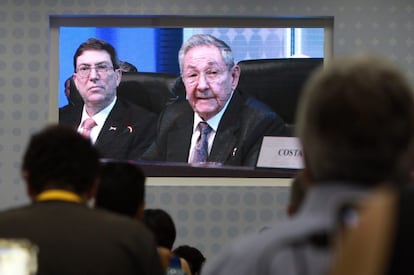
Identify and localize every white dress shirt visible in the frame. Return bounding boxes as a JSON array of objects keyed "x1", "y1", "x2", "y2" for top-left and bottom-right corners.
[
  {"x1": 188, "y1": 93, "x2": 233, "y2": 163},
  {"x1": 77, "y1": 97, "x2": 117, "y2": 144}
]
